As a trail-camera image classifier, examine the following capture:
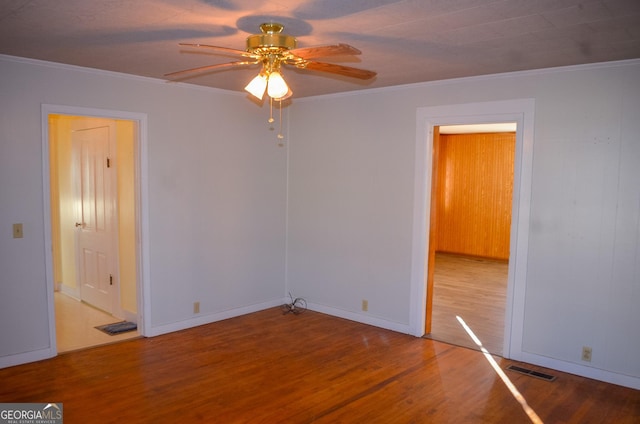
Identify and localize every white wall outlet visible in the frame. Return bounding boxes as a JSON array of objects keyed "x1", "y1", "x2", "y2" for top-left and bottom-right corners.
[
  {"x1": 362, "y1": 299, "x2": 368, "y2": 312},
  {"x1": 193, "y1": 302, "x2": 200, "y2": 314},
  {"x1": 581, "y1": 346, "x2": 592, "y2": 362}
]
